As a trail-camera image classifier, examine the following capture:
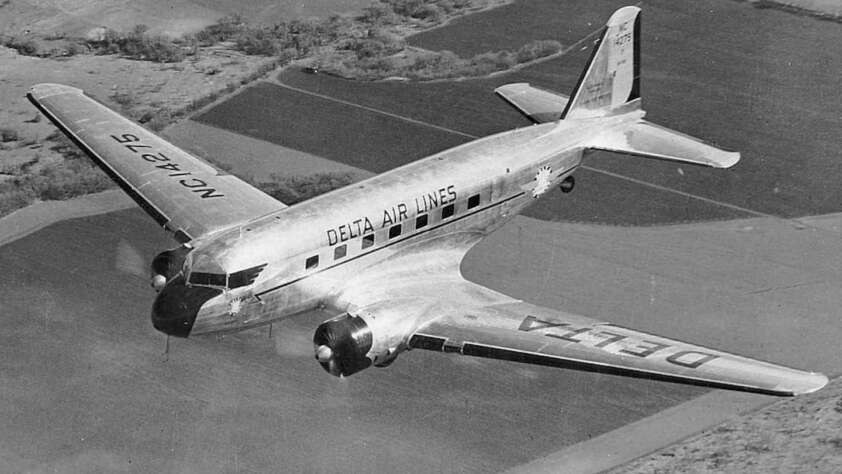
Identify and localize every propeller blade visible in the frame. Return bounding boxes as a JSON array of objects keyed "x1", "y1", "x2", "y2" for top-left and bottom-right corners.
[{"x1": 114, "y1": 239, "x2": 147, "y2": 278}]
